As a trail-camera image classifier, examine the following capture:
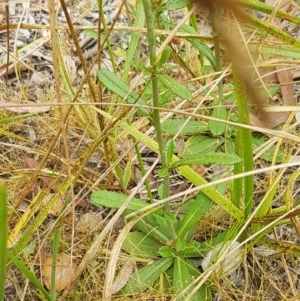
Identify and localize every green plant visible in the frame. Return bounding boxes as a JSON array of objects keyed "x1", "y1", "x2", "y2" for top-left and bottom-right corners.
[
  {"x1": 3, "y1": 0, "x2": 300, "y2": 299},
  {"x1": 90, "y1": 0, "x2": 300, "y2": 300},
  {"x1": 91, "y1": 190, "x2": 241, "y2": 299}
]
